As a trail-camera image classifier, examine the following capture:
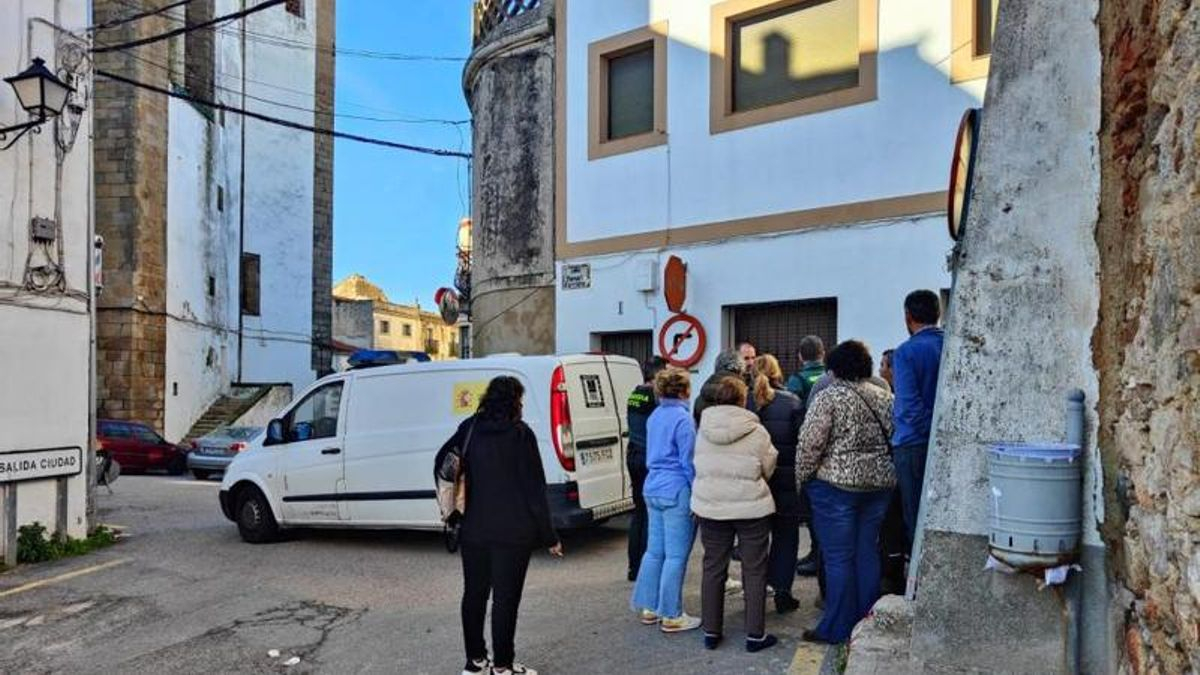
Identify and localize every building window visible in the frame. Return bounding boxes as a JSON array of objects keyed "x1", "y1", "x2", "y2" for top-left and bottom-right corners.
[
  {"x1": 217, "y1": 186, "x2": 224, "y2": 212},
  {"x1": 380, "y1": 320, "x2": 390, "y2": 334},
  {"x1": 402, "y1": 324, "x2": 412, "y2": 337},
  {"x1": 285, "y1": 0, "x2": 304, "y2": 18},
  {"x1": 240, "y1": 252, "x2": 260, "y2": 317},
  {"x1": 588, "y1": 23, "x2": 668, "y2": 160},
  {"x1": 729, "y1": 298, "x2": 838, "y2": 376},
  {"x1": 207, "y1": 275, "x2": 216, "y2": 298},
  {"x1": 951, "y1": 0, "x2": 998, "y2": 82},
  {"x1": 710, "y1": 0, "x2": 878, "y2": 134}
]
